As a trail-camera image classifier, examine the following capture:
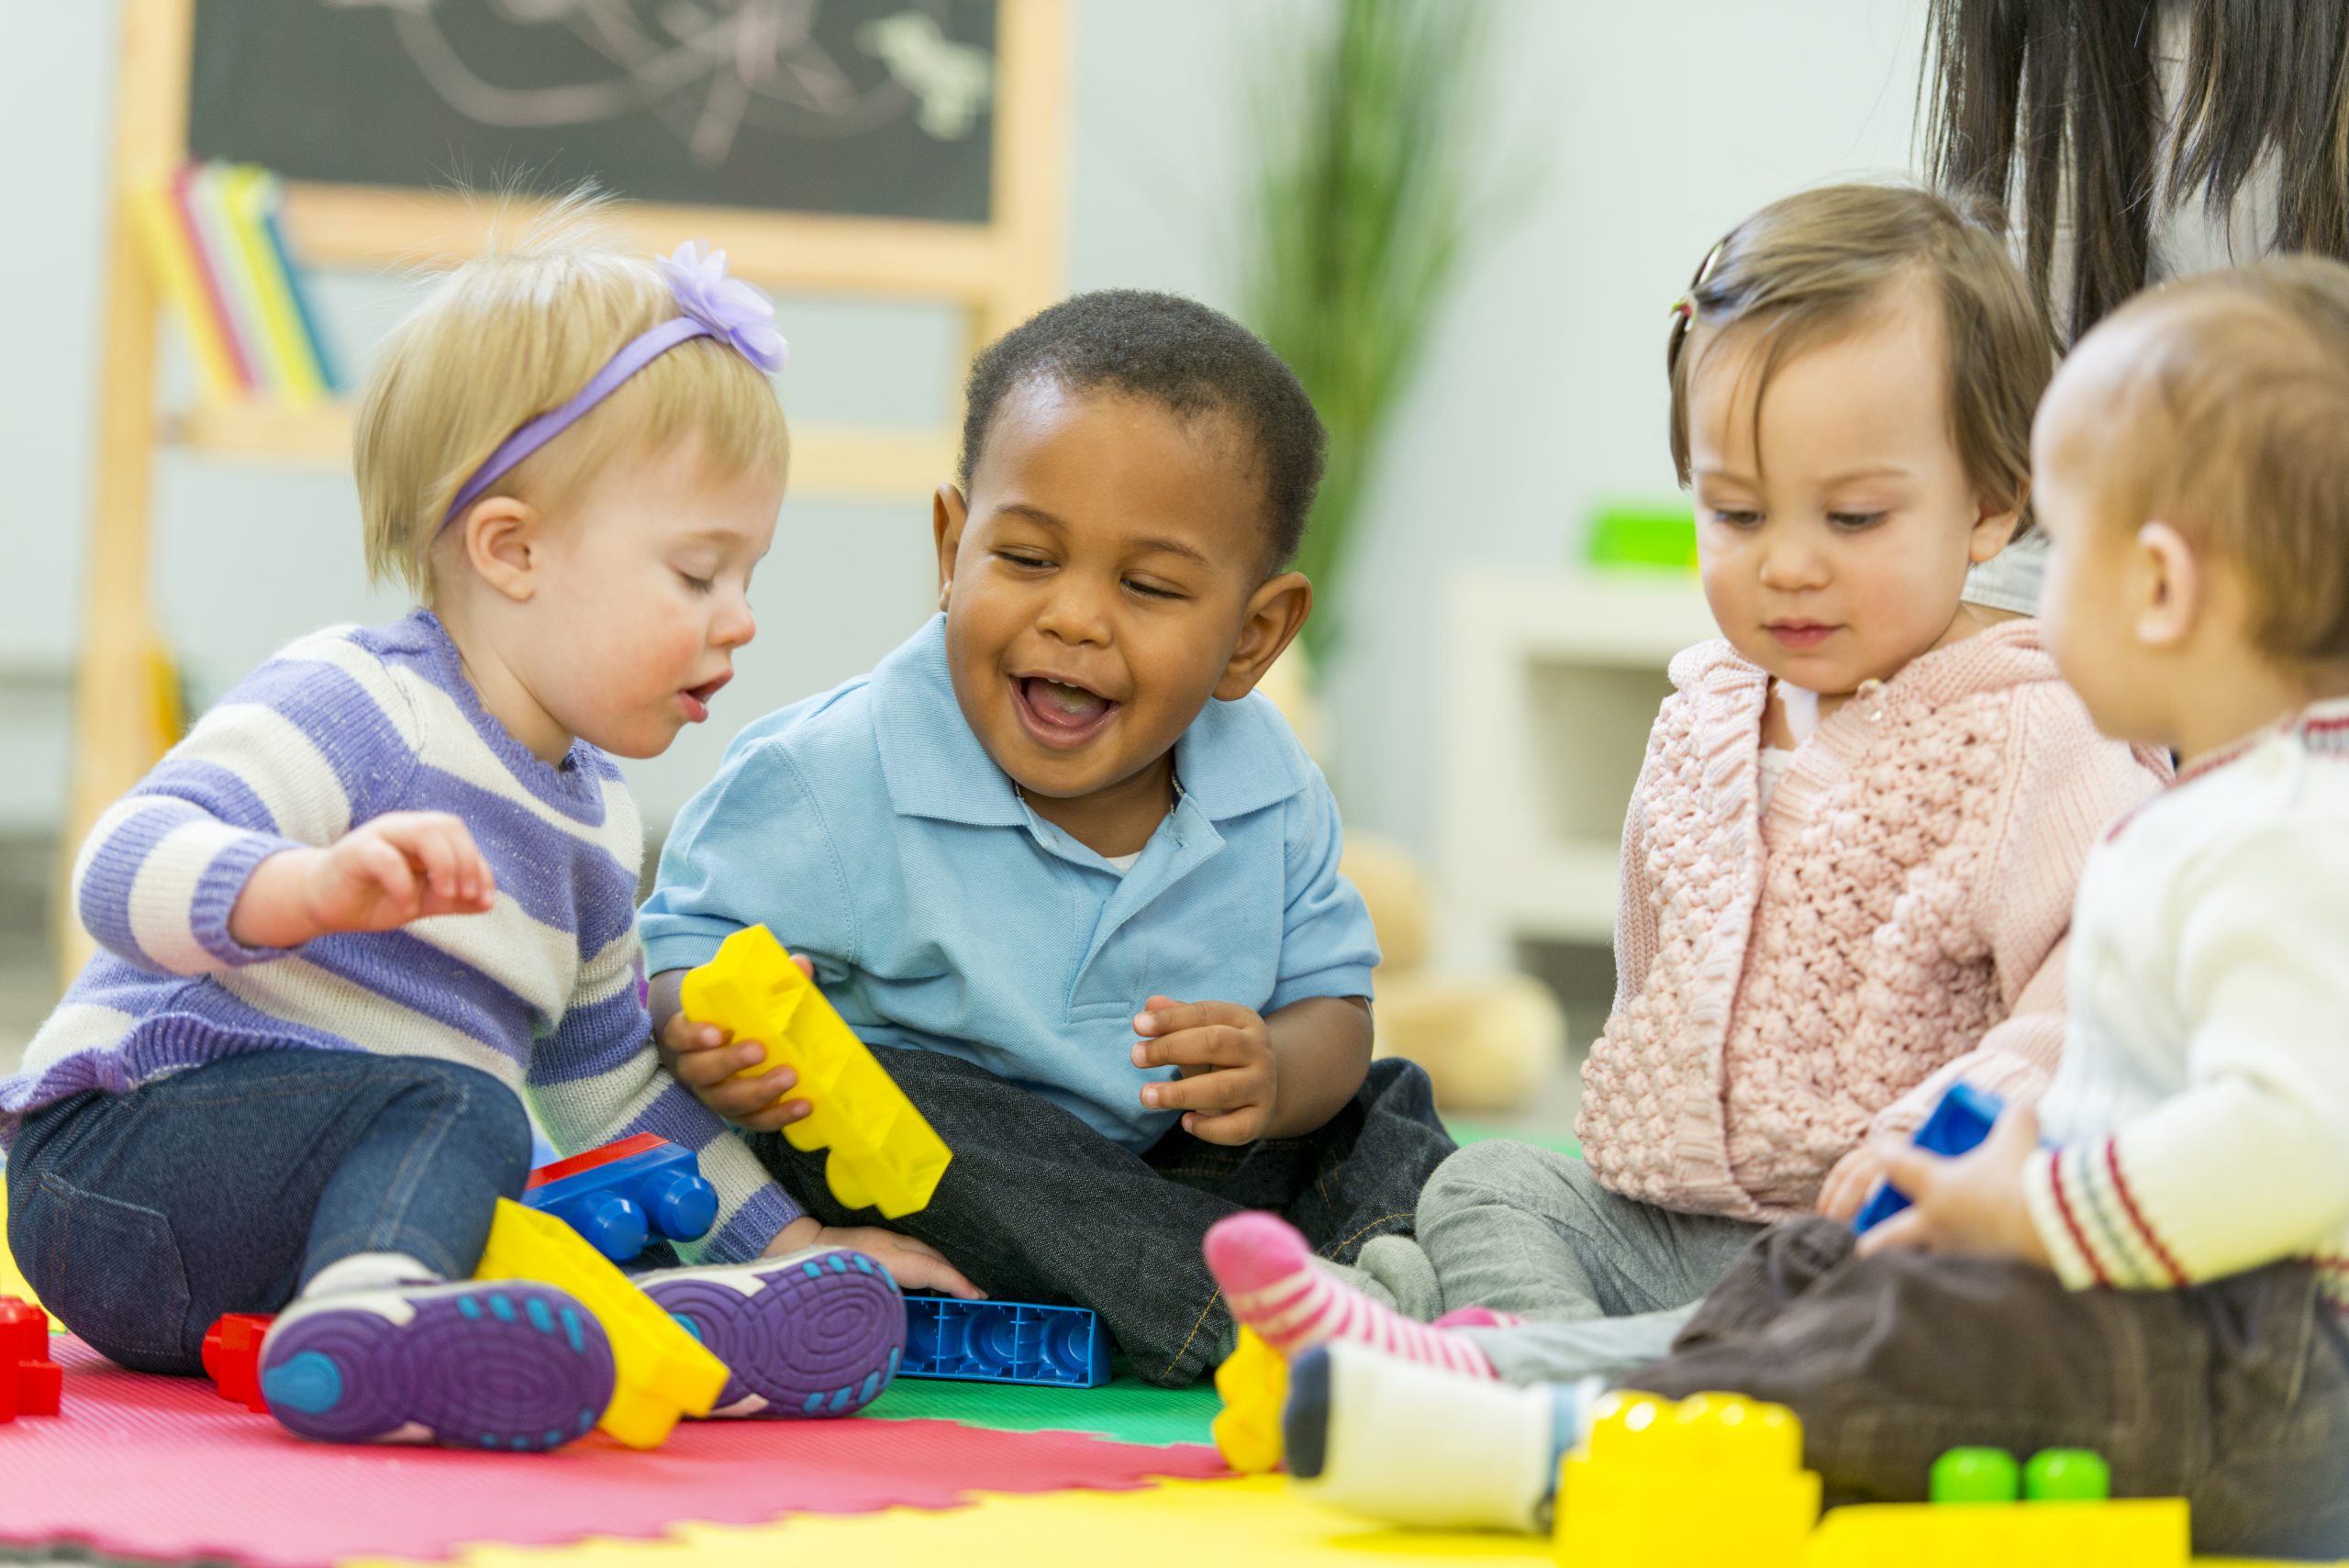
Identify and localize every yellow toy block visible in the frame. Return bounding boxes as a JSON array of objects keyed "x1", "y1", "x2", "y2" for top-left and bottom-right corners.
[
  {"x1": 682, "y1": 925, "x2": 952, "y2": 1218},
  {"x1": 1556, "y1": 1390, "x2": 1820, "y2": 1568},
  {"x1": 474, "y1": 1197, "x2": 727, "y2": 1449},
  {"x1": 1804, "y1": 1496, "x2": 2188, "y2": 1568},
  {"x1": 0, "y1": 1173, "x2": 61, "y2": 1329},
  {"x1": 1210, "y1": 1327, "x2": 1288, "y2": 1473}
]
